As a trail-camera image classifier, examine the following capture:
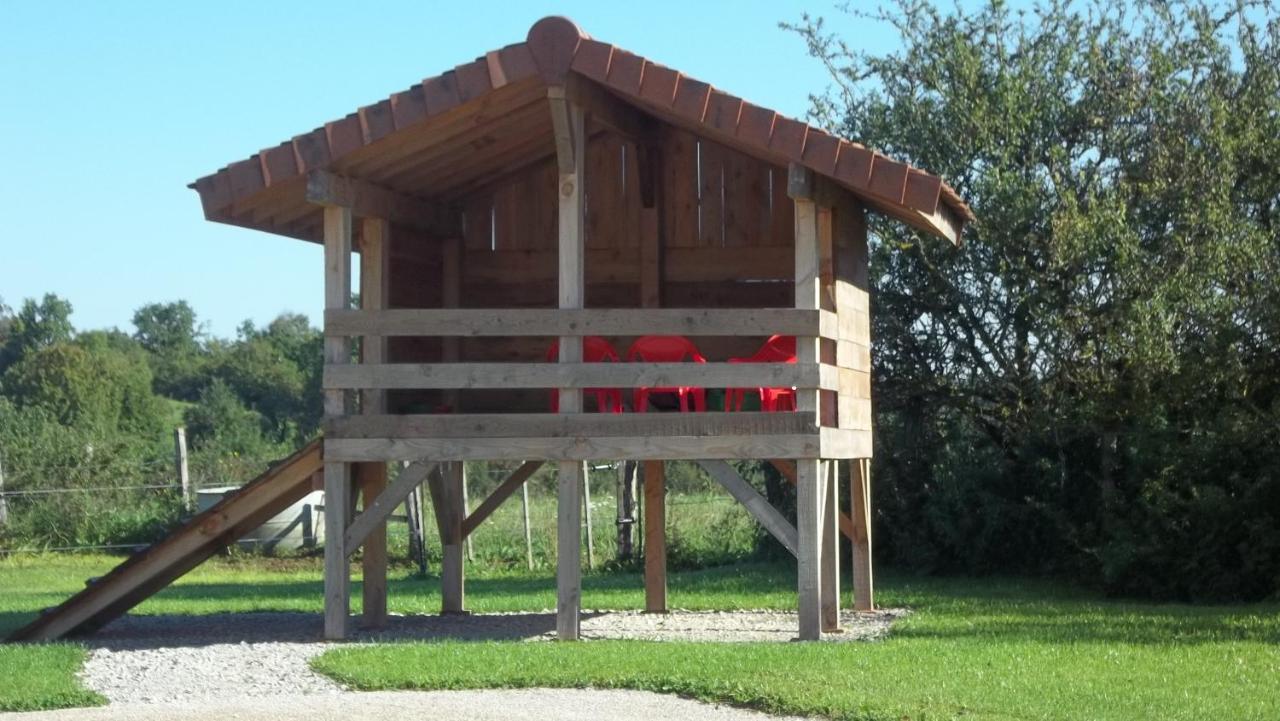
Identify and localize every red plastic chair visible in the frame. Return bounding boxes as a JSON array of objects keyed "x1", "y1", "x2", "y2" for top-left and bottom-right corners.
[
  {"x1": 547, "y1": 336, "x2": 624, "y2": 413},
  {"x1": 726, "y1": 335, "x2": 797, "y2": 412},
  {"x1": 626, "y1": 335, "x2": 708, "y2": 412}
]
